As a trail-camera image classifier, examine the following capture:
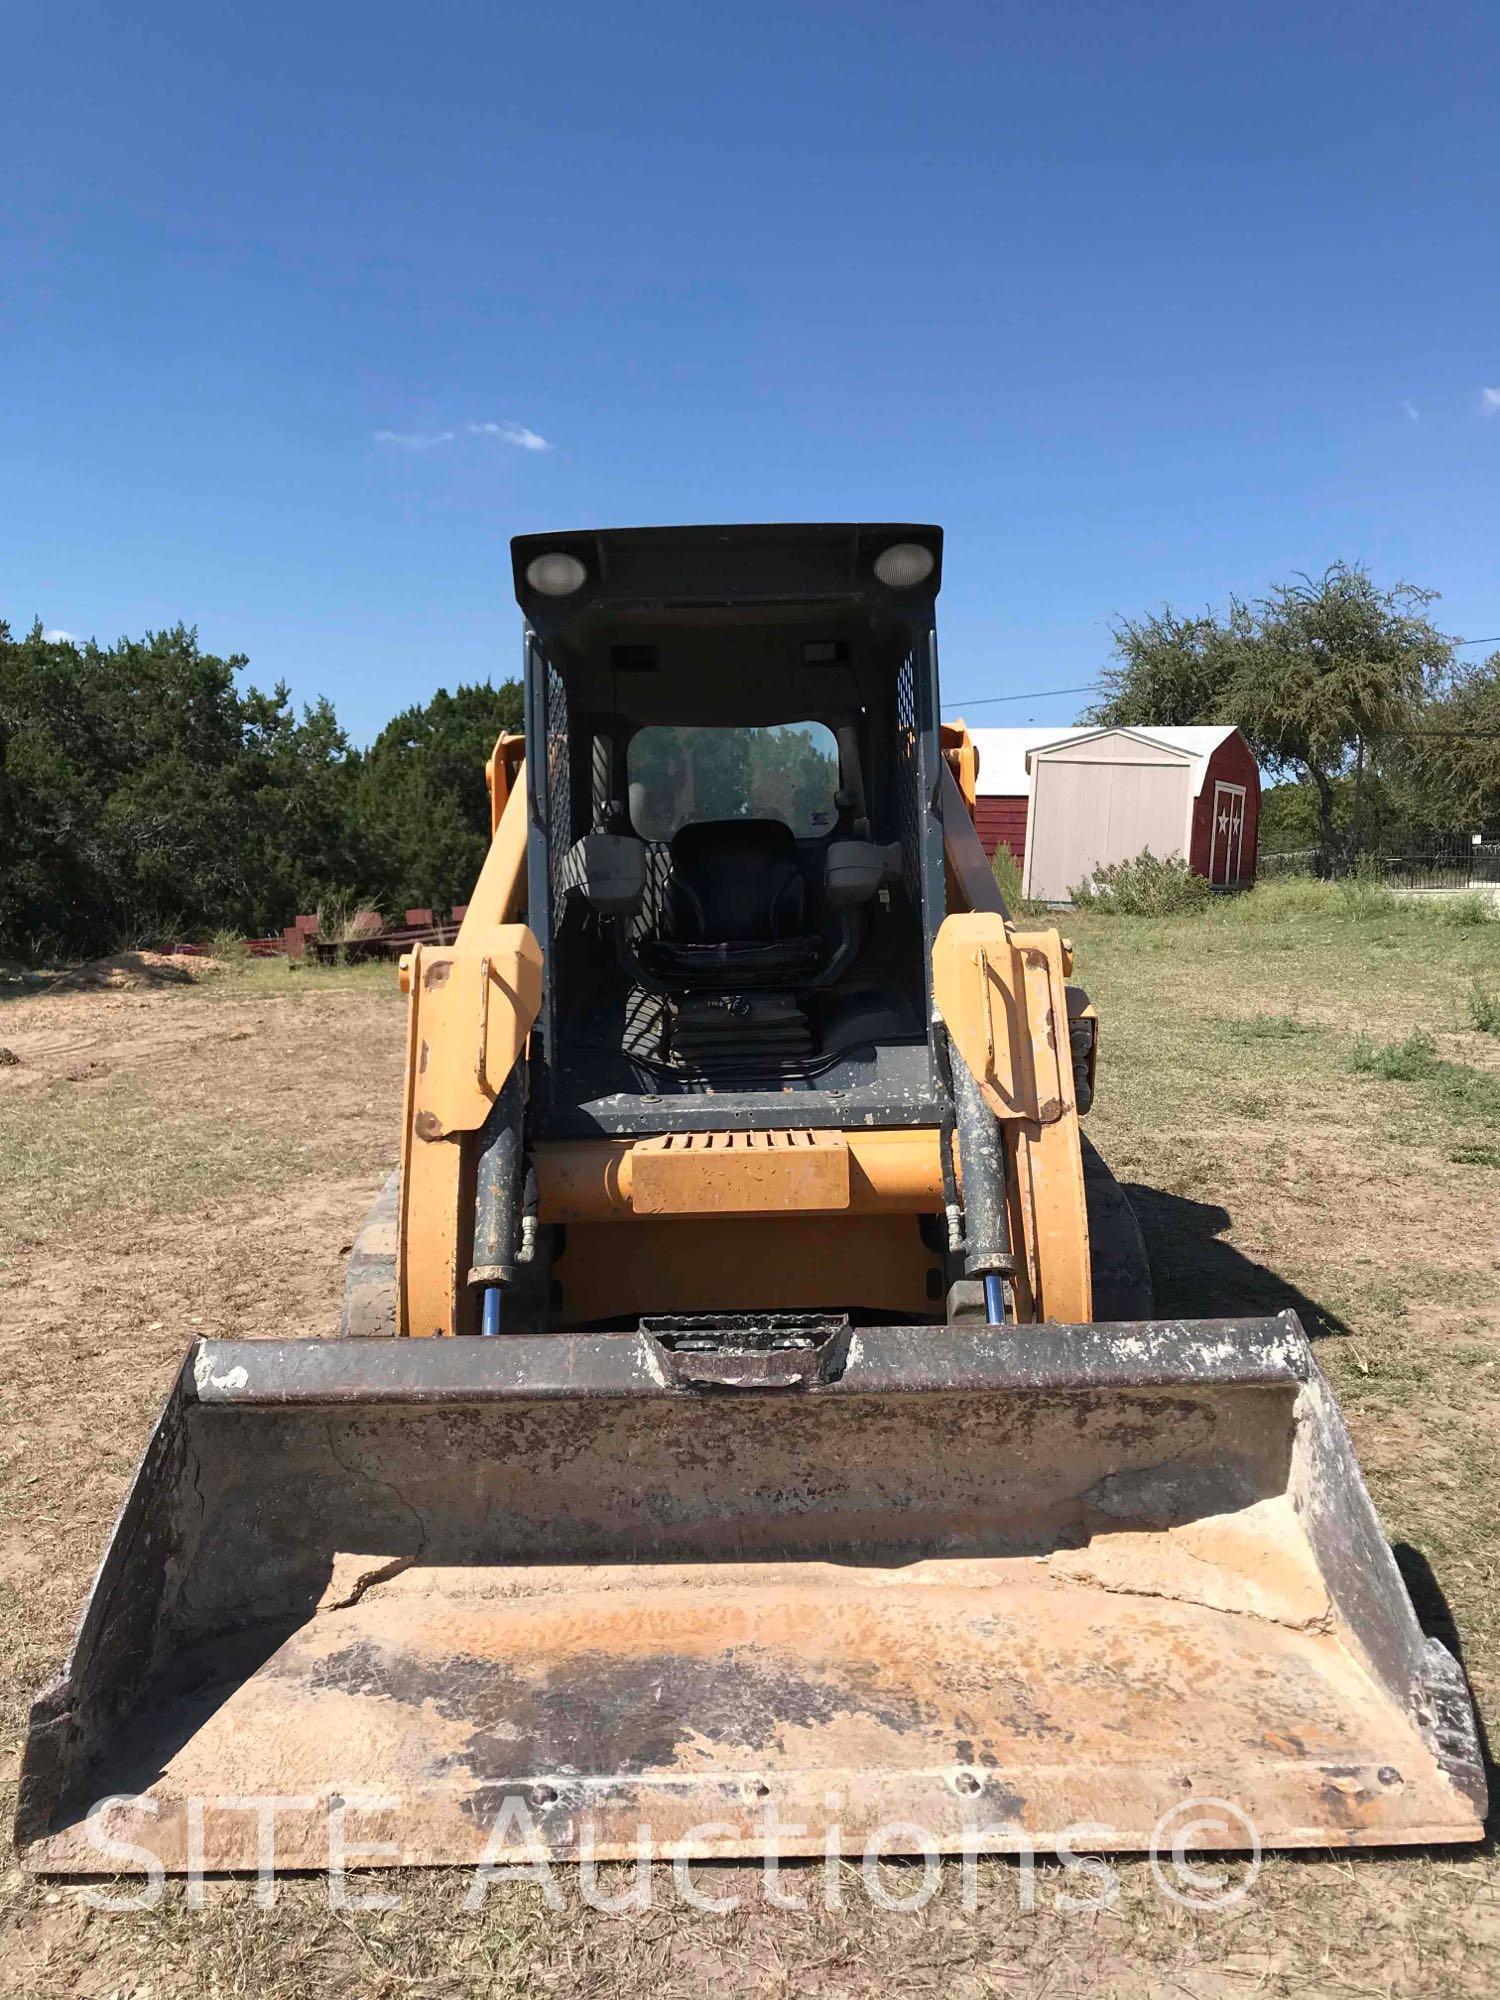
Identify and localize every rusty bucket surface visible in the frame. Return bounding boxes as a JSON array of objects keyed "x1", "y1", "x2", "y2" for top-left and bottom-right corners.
[{"x1": 16, "y1": 1315, "x2": 1486, "y2": 1872}]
